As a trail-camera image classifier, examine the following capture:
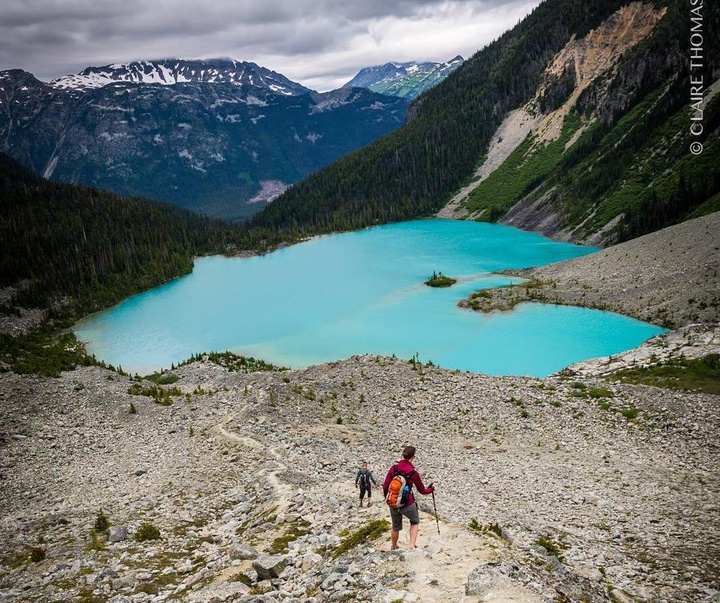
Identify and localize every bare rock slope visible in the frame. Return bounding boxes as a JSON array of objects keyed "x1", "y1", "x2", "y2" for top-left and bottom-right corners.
[
  {"x1": 1, "y1": 353, "x2": 718, "y2": 603},
  {"x1": 462, "y1": 211, "x2": 720, "y2": 329}
]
